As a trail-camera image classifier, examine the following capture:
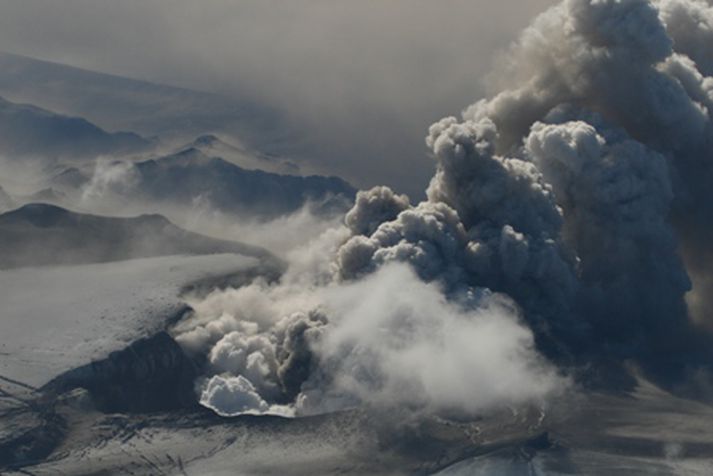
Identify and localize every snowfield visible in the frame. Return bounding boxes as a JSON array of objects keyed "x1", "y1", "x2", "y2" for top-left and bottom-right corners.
[{"x1": 0, "y1": 253, "x2": 258, "y2": 387}]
